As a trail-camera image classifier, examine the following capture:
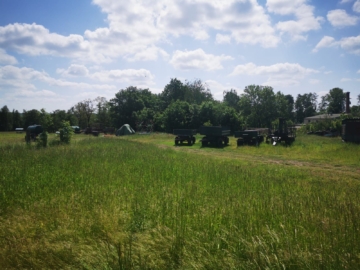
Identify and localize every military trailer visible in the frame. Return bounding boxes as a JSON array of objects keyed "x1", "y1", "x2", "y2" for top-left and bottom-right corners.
[
  {"x1": 25, "y1": 125, "x2": 43, "y2": 142},
  {"x1": 342, "y1": 118, "x2": 360, "y2": 143},
  {"x1": 199, "y1": 126, "x2": 230, "y2": 147},
  {"x1": 266, "y1": 118, "x2": 296, "y2": 146},
  {"x1": 173, "y1": 129, "x2": 197, "y2": 145},
  {"x1": 235, "y1": 130, "x2": 264, "y2": 146}
]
